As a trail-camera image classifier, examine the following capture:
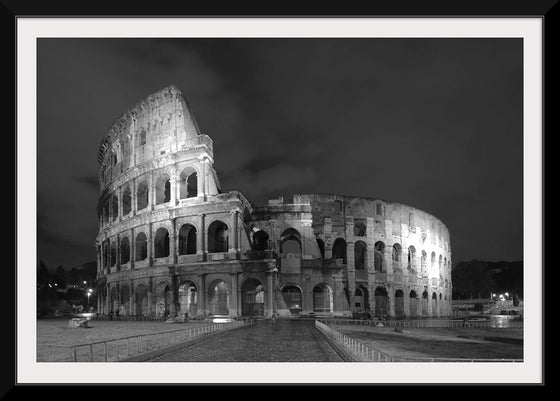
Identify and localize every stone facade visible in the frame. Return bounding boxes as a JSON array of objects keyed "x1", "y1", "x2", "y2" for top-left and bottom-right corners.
[{"x1": 95, "y1": 85, "x2": 452, "y2": 319}]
